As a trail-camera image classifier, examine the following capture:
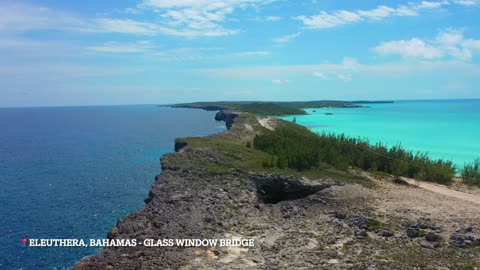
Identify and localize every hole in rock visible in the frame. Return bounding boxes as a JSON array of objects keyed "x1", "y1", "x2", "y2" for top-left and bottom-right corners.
[{"x1": 253, "y1": 175, "x2": 330, "y2": 204}]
